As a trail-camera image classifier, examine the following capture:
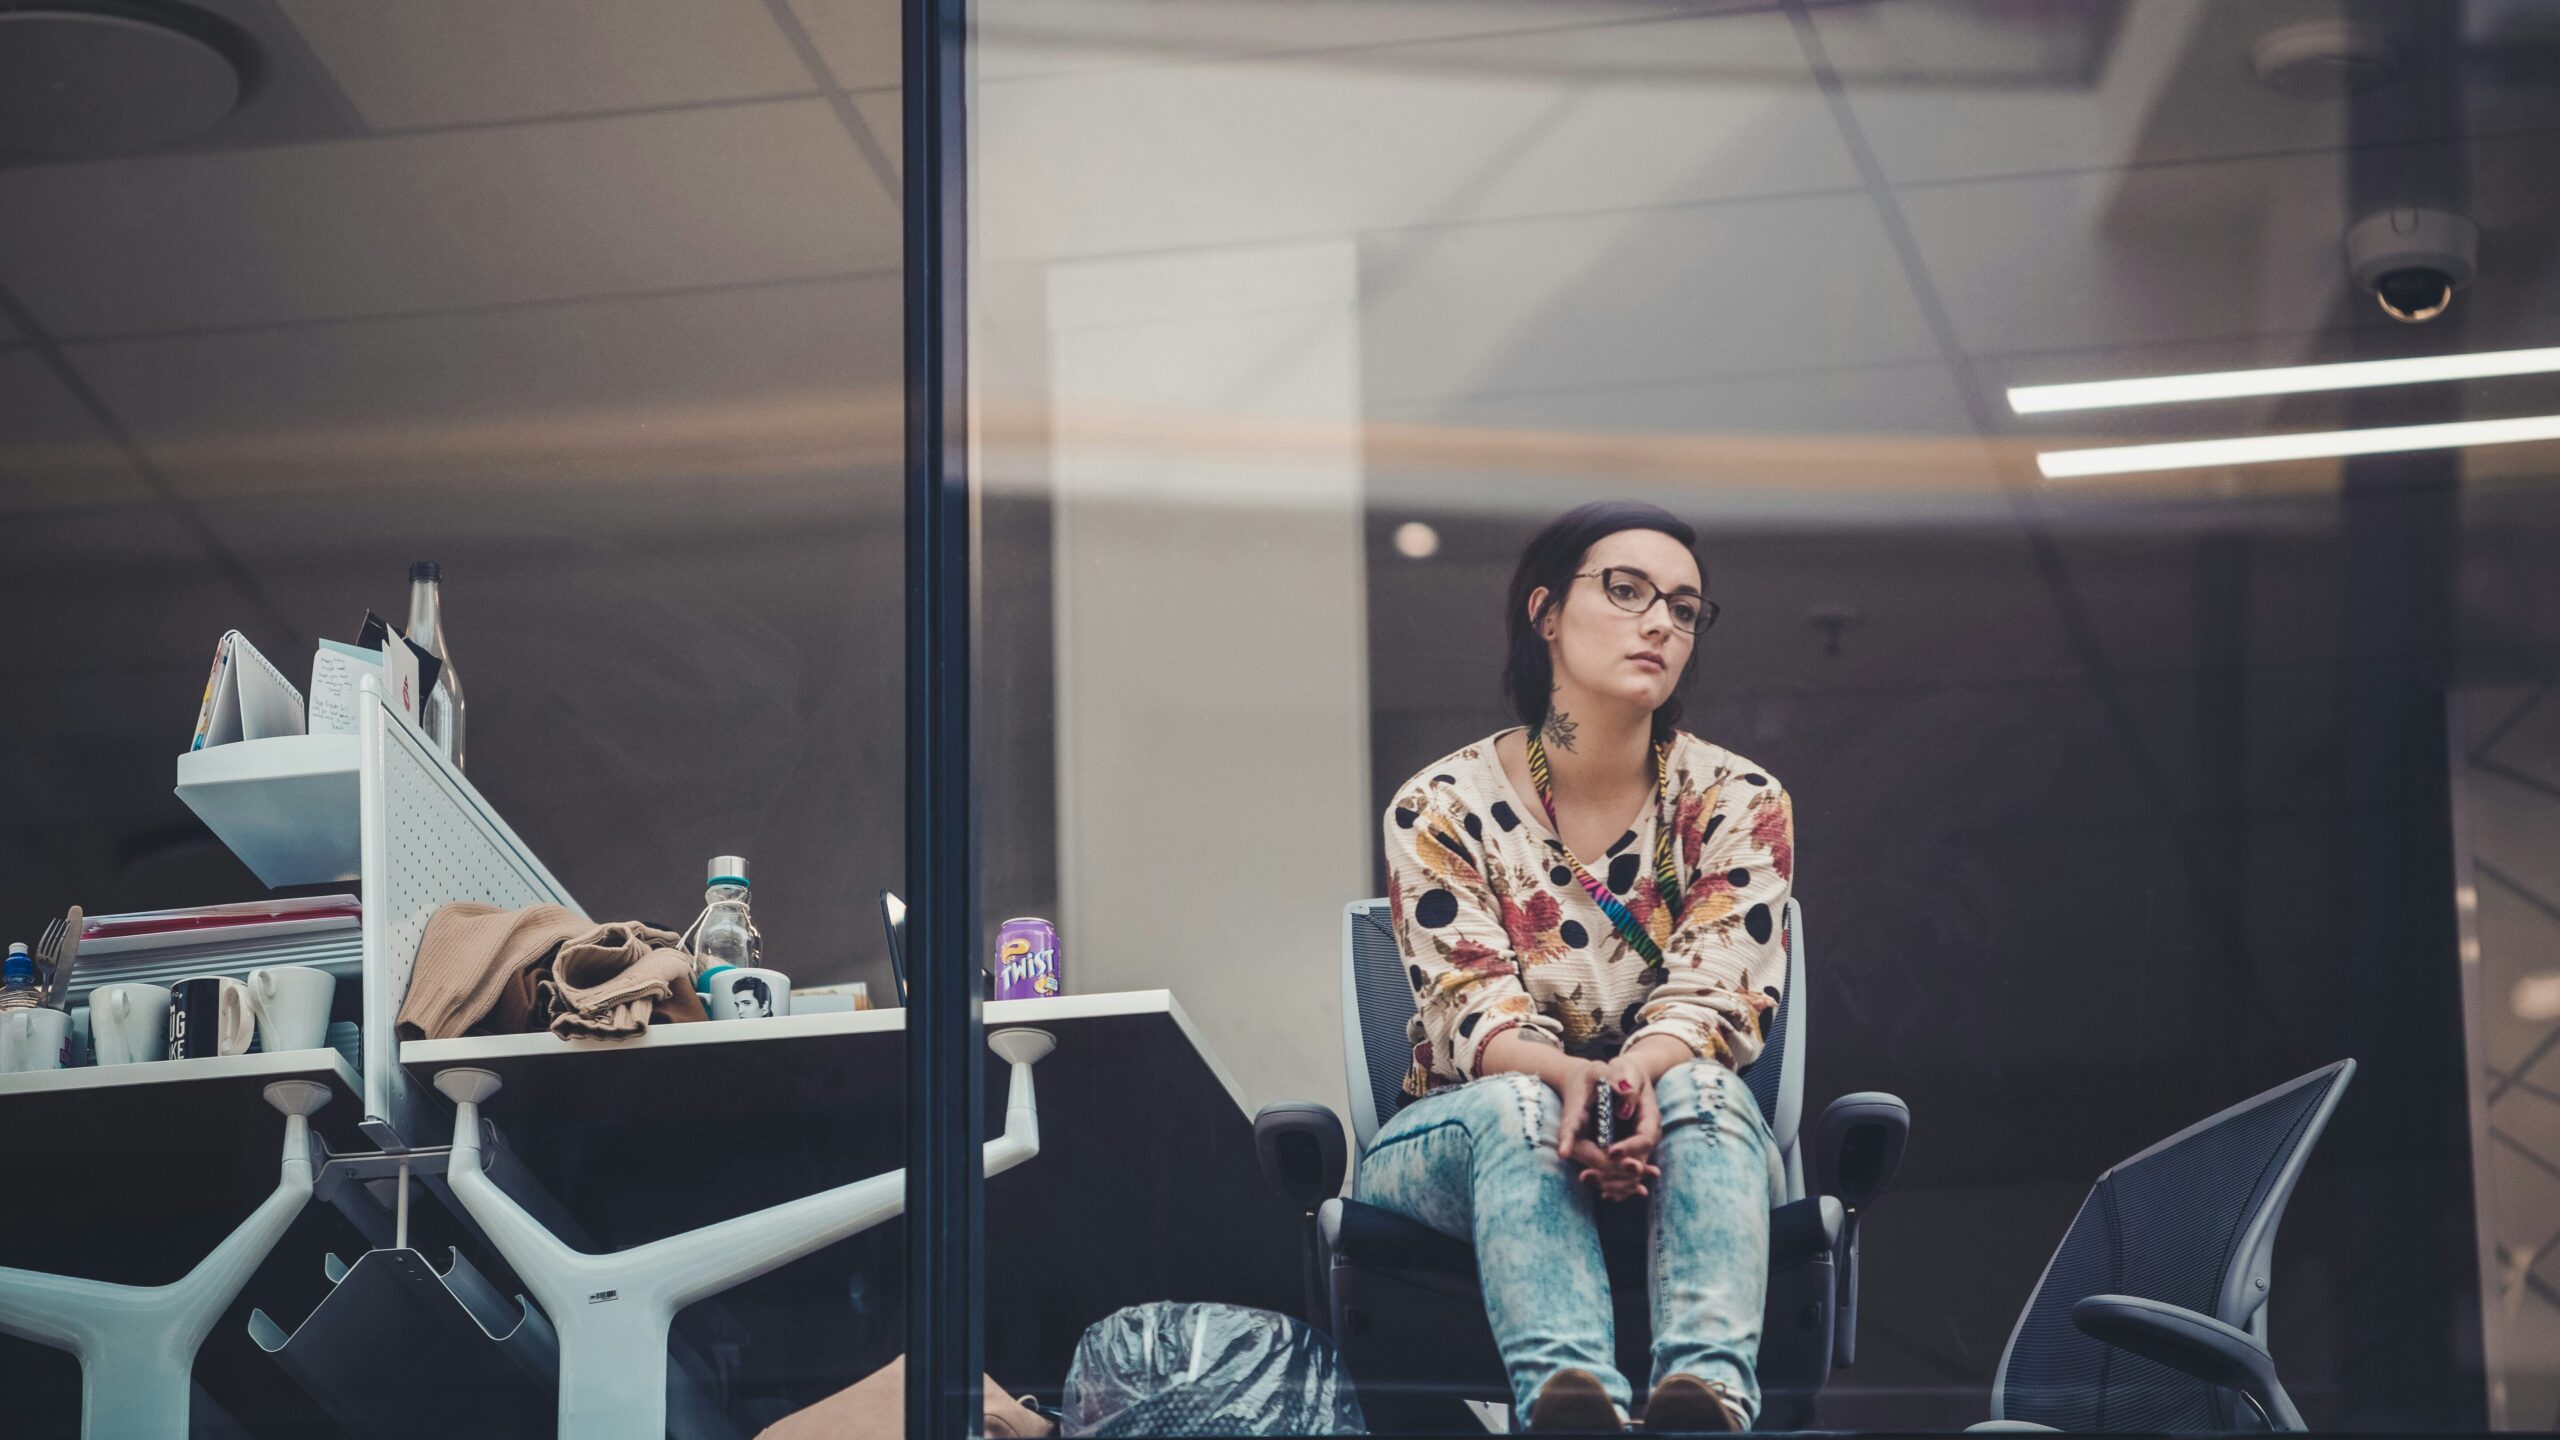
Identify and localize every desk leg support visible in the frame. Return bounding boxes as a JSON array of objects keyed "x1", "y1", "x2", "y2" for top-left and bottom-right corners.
[
  {"x1": 436, "y1": 1028, "x2": 1053, "y2": 1440},
  {"x1": 0, "y1": 1081, "x2": 327, "y2": 1439}
]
